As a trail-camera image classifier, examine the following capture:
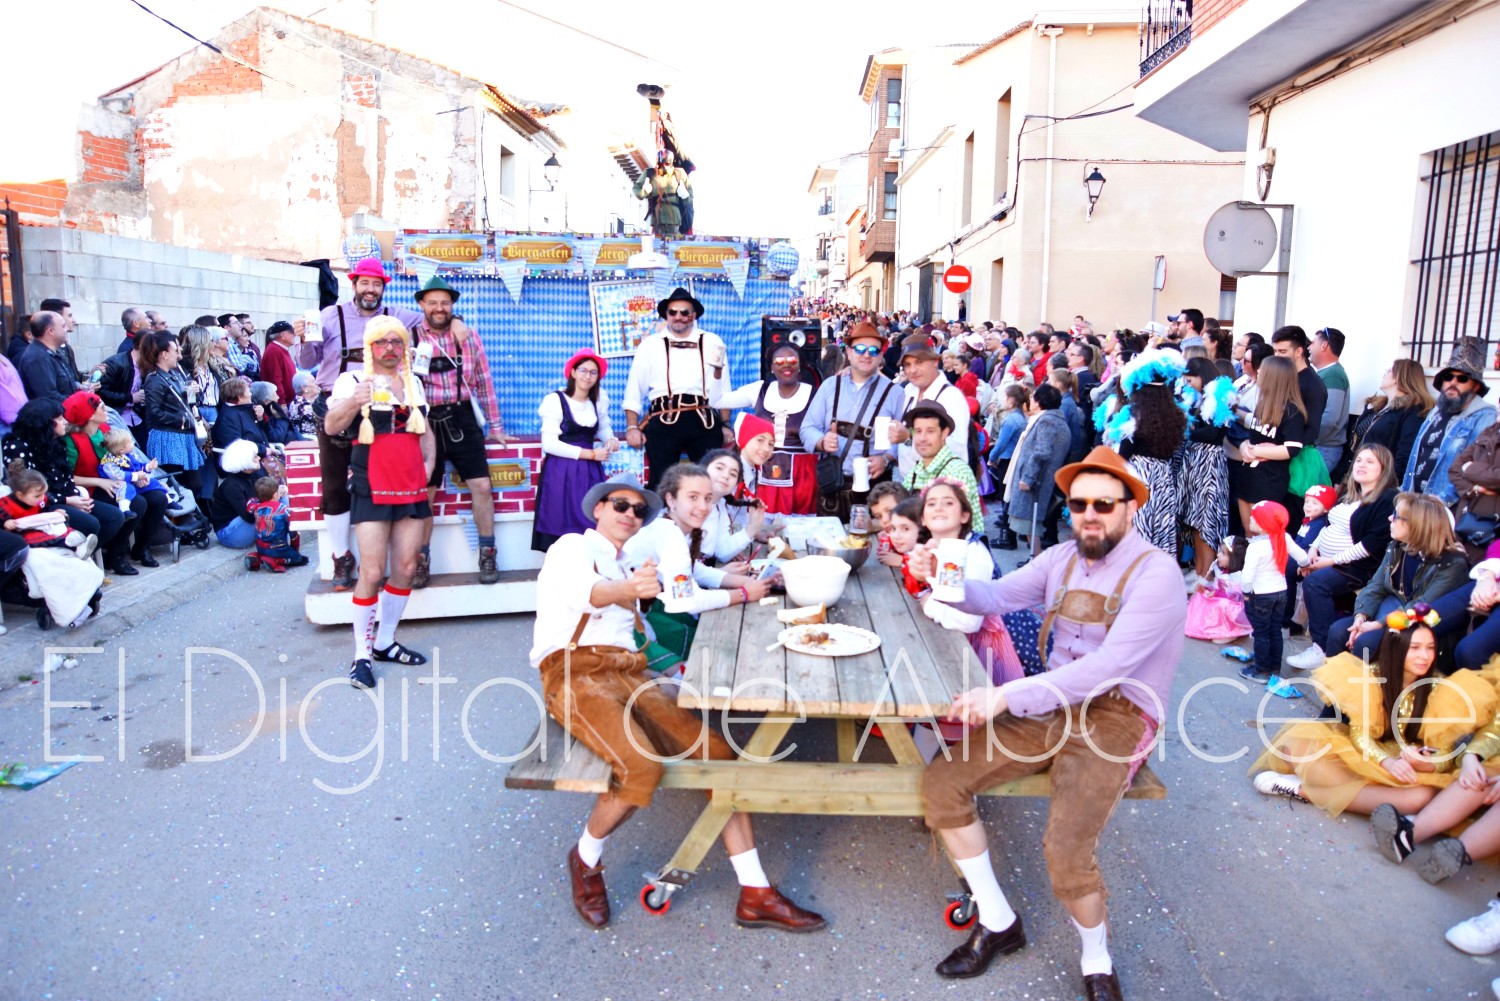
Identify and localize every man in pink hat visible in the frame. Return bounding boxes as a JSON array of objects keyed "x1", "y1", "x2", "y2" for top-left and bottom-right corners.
[{"x1": 293, "y1": 259, "x2": 468, "y2": 591}]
